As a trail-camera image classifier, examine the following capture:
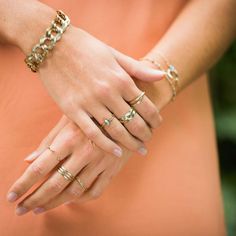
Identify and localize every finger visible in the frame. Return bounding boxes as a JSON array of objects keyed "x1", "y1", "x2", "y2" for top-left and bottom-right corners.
[
  {"x1": 88, "y1": 103, "x2": 147, "y2": 155},
  {"x1": 105, "y1": 94, "x2": 152, "y2": 144},
  {"x1": 15, "y1": 141, "x2": 99, "y2": 216},
  {"x1": 110, "y1": 47, "x2": 165, "y2": 82},
  {"x1": 34, "y1": 157, "x2": 105, "y2": 213},
  {"x1": 73, "y1": 110, "x2": 123, "y2": 158},
  {"x1": 122, "y1": 85, "x2": 163, "y2": 129},
  {"x1": 24, "y1": 115, "x2": 69, "y2": 162},
  {"x1": 7, "y1": 122, "x2": 78, "y2": 203},
  {"x1": 74, "y1": 170, "x2": 112, "y2": 204}
]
